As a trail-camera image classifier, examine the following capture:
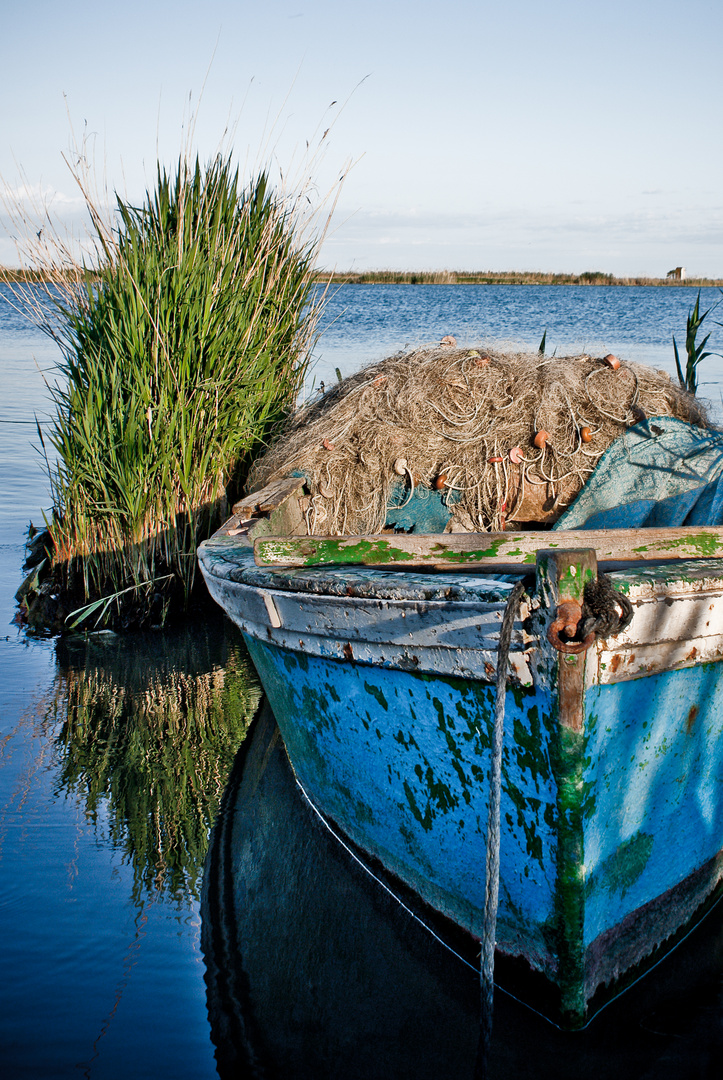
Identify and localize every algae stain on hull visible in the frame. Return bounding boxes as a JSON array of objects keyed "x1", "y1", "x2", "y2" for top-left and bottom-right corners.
[
  {"x1": 585, "y1": 831, "x2": 655, "y2": 900},
  {"x1": 364, "y1": 681, "x2": 389, "y2": 710}
]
